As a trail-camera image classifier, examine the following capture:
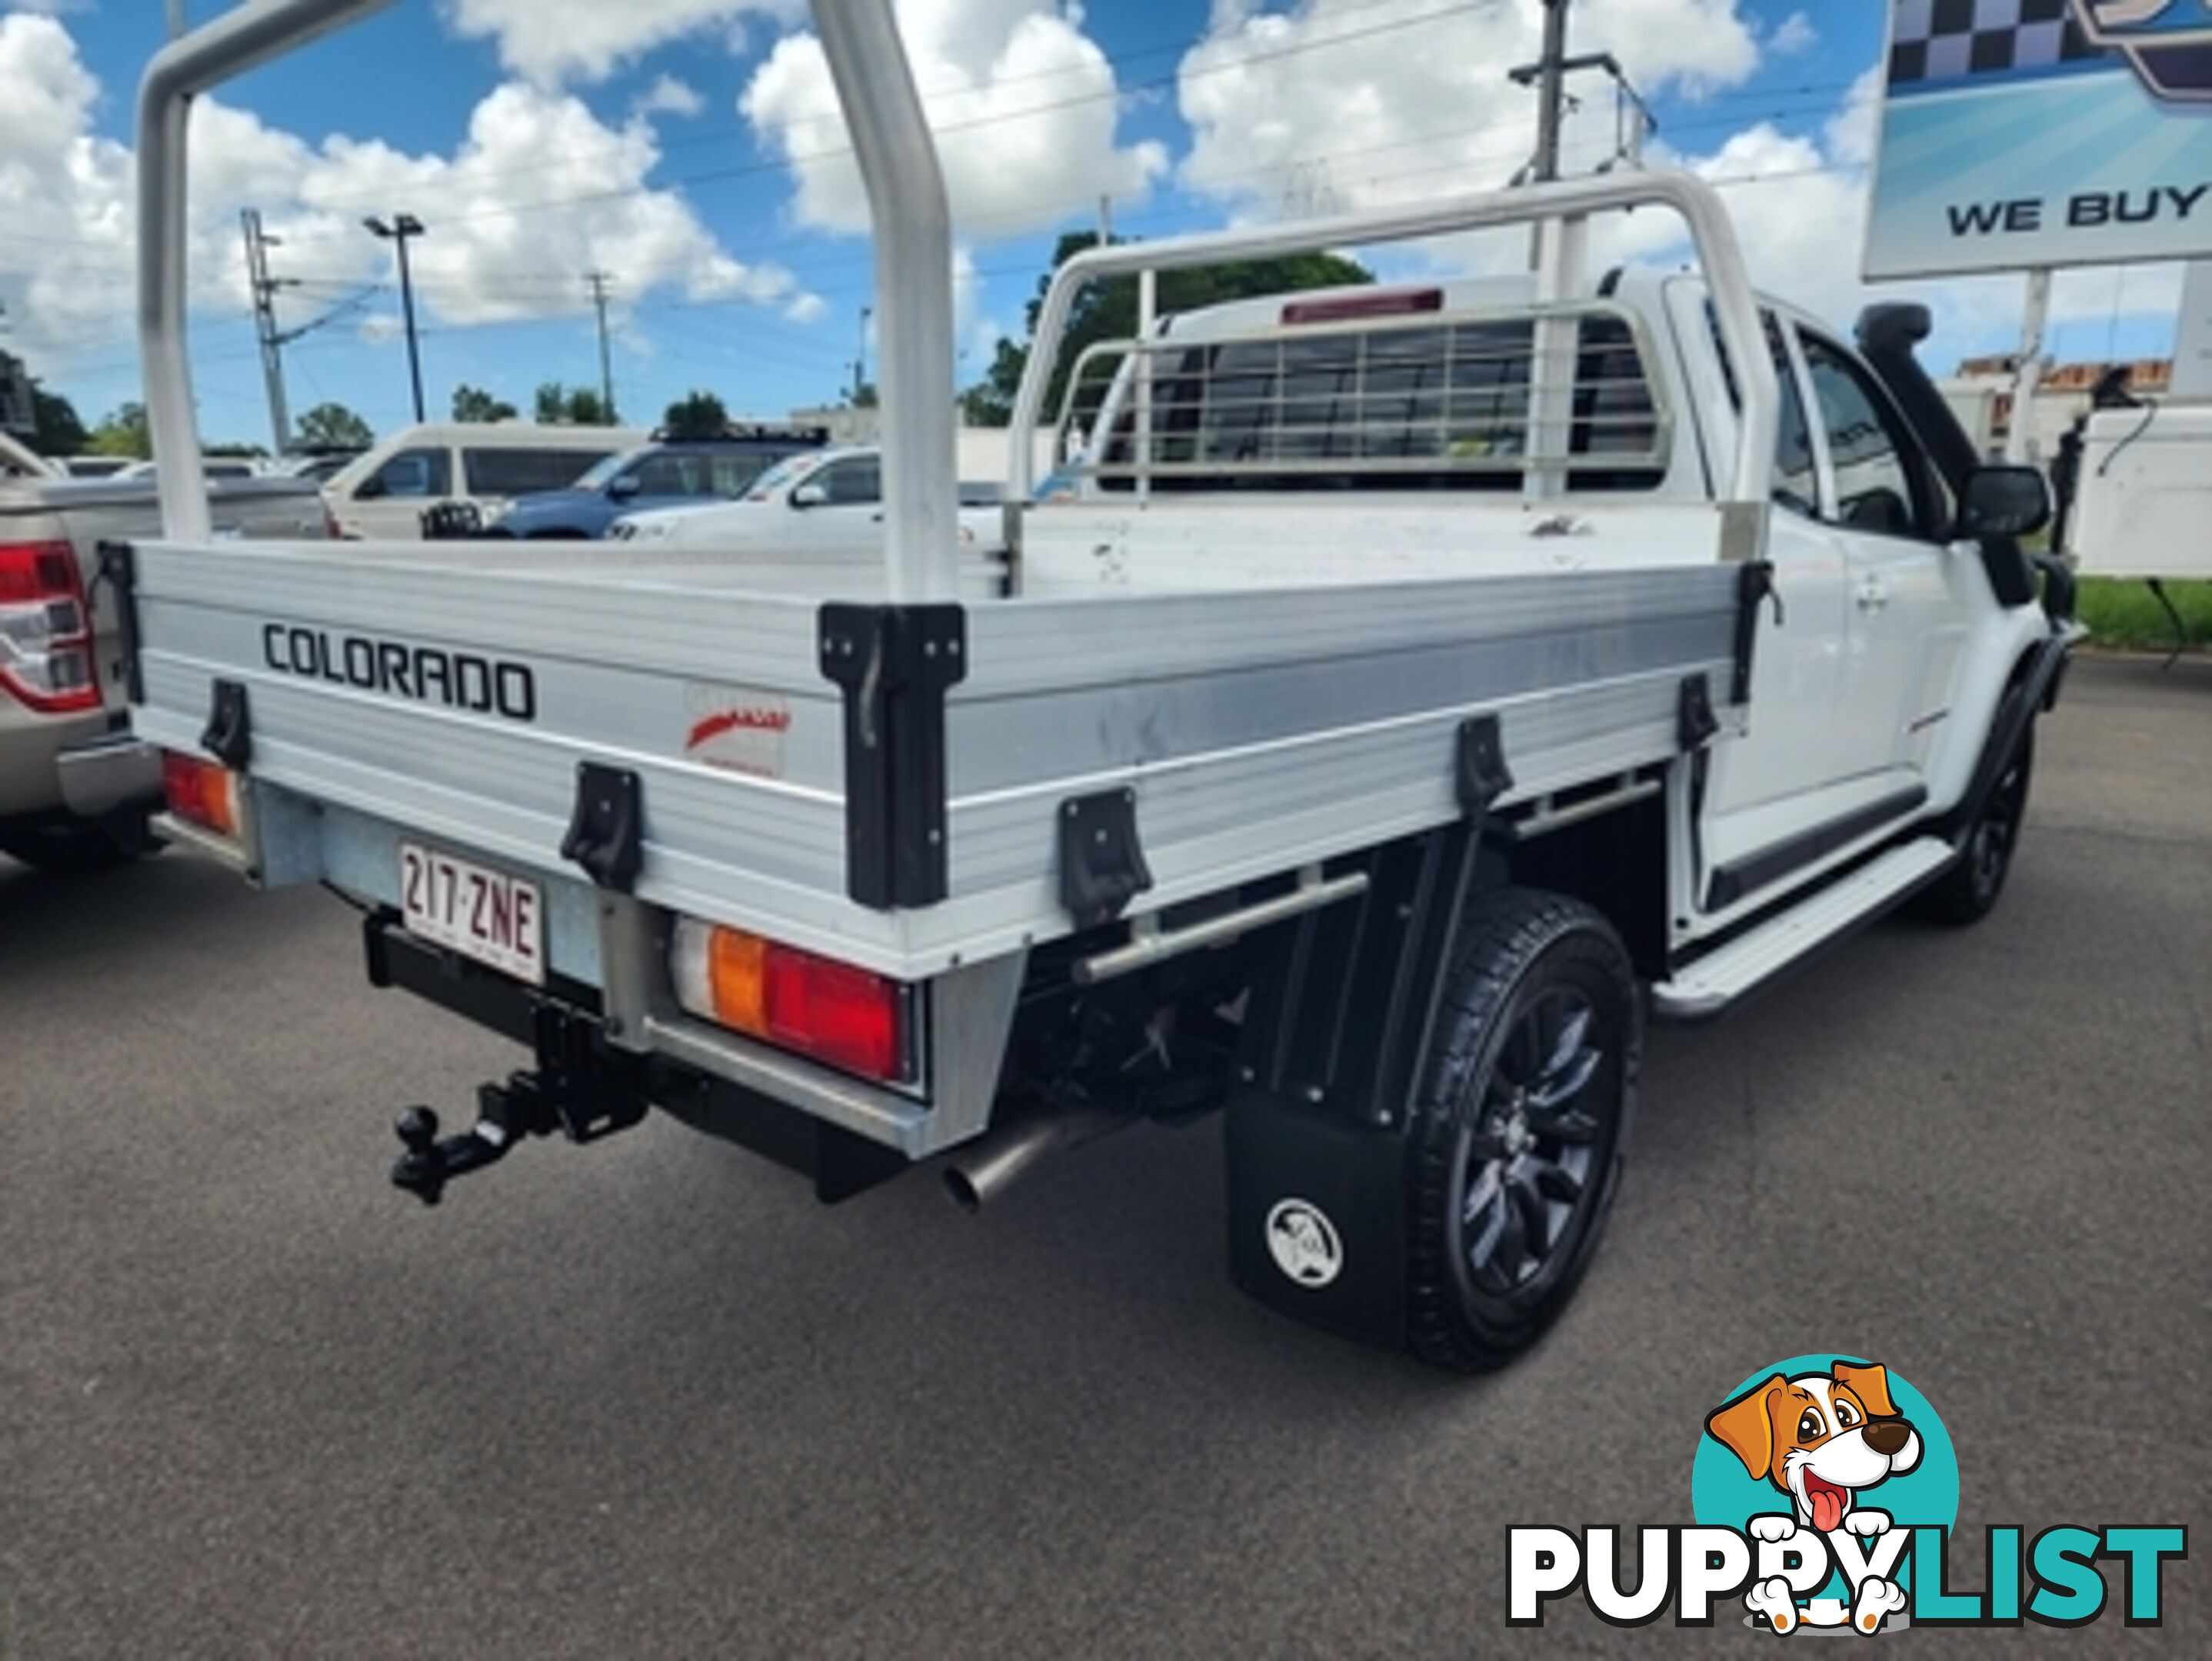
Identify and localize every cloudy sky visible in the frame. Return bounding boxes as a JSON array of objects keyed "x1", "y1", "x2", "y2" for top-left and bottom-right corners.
[{"x1": 0, "y1": 0, "x2": 2187, "y2": 447}]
